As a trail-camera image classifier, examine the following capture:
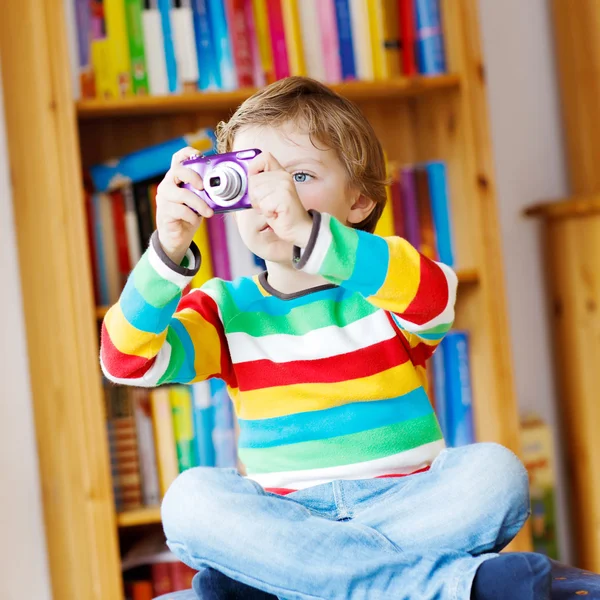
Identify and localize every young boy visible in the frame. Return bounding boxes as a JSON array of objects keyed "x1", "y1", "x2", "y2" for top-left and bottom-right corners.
[{"x1": 101, "y1": 77, "x2": 551, "y2": 600}]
